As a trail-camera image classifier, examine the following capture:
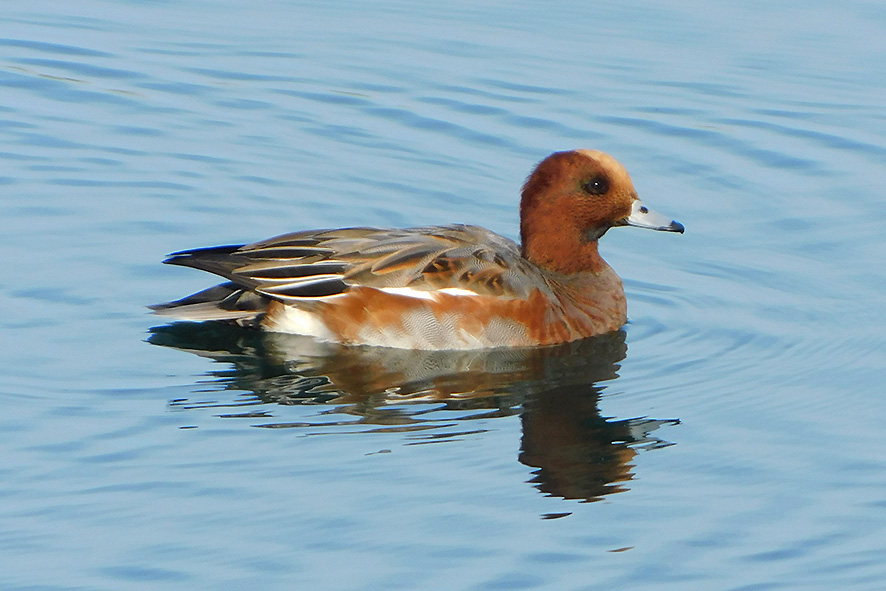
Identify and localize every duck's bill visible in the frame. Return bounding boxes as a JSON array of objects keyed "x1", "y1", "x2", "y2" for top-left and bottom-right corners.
[{"x1": 619, "y1": 200, "x2": 684, "y2": 233}]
